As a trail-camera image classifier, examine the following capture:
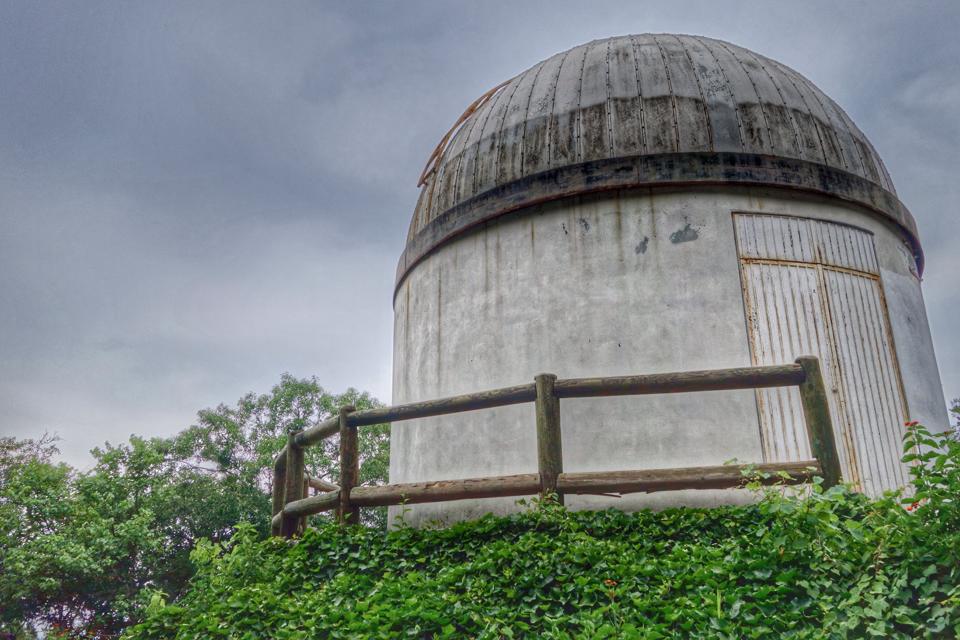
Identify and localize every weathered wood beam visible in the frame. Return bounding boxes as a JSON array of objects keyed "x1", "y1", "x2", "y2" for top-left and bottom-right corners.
[
  {"x1": 282, "y1": 490, "x2": 341, "y2": 518},
  {"x1": 292, "y1": 365, "x2": 804, "y2": 449},
  {"x1": 796, "y1": 356, "x2": 842, "y2": 489},
  {"x1": 280, "y1": 433, "x2": 305, "y2": 537},
  {"x1": 270, "y1": 447, "x2": 287, "y2": 536},
  {"x1": 272, "y1": 446, "x2": 288, "y2": 469},
  {"x1": 305, "y1": 475, "x2": 339, "y2": 493},
  {"x1": 338, "y1": 406, "x2": 360, "y2": 525},
  {"x1": 278, "y1": 461, "x2": 818, "y2": 518},
  {"x1": 295, "y1": 416, "x2": 340, "y2": 447},
  {"x1": 554, "y1": 364, "x2": 805, "y2": 398},
  {"x1": 535, "y1": 373, "x2": 563, "y2": 504},
  {"x1": 347, "y1": 383, "x2": 537, "y2": 427},
  {"x1": 349, "y1": 473, "x2": 542, "y2": 507},
  {"x1": 557, "y1": 460, "x2": 820, "y2": 495}
]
